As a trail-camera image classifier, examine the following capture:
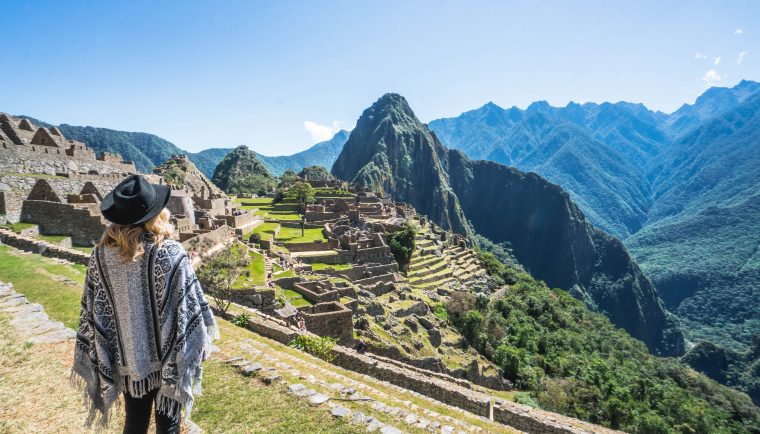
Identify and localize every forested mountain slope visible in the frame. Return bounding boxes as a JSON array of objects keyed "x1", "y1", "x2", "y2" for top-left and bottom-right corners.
[
  {"x1": 15, "y1": 116, "x2": 348, "y2": 178},
  {"x1": 333, "y1": 93, "x2": 684, "y2": 356},
  {"x1": 629, "y1": 93, "x2": 760, "y2": 352},
  {"x1": 428, "y1": 81, "x2": 760, "y2": 356}
]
